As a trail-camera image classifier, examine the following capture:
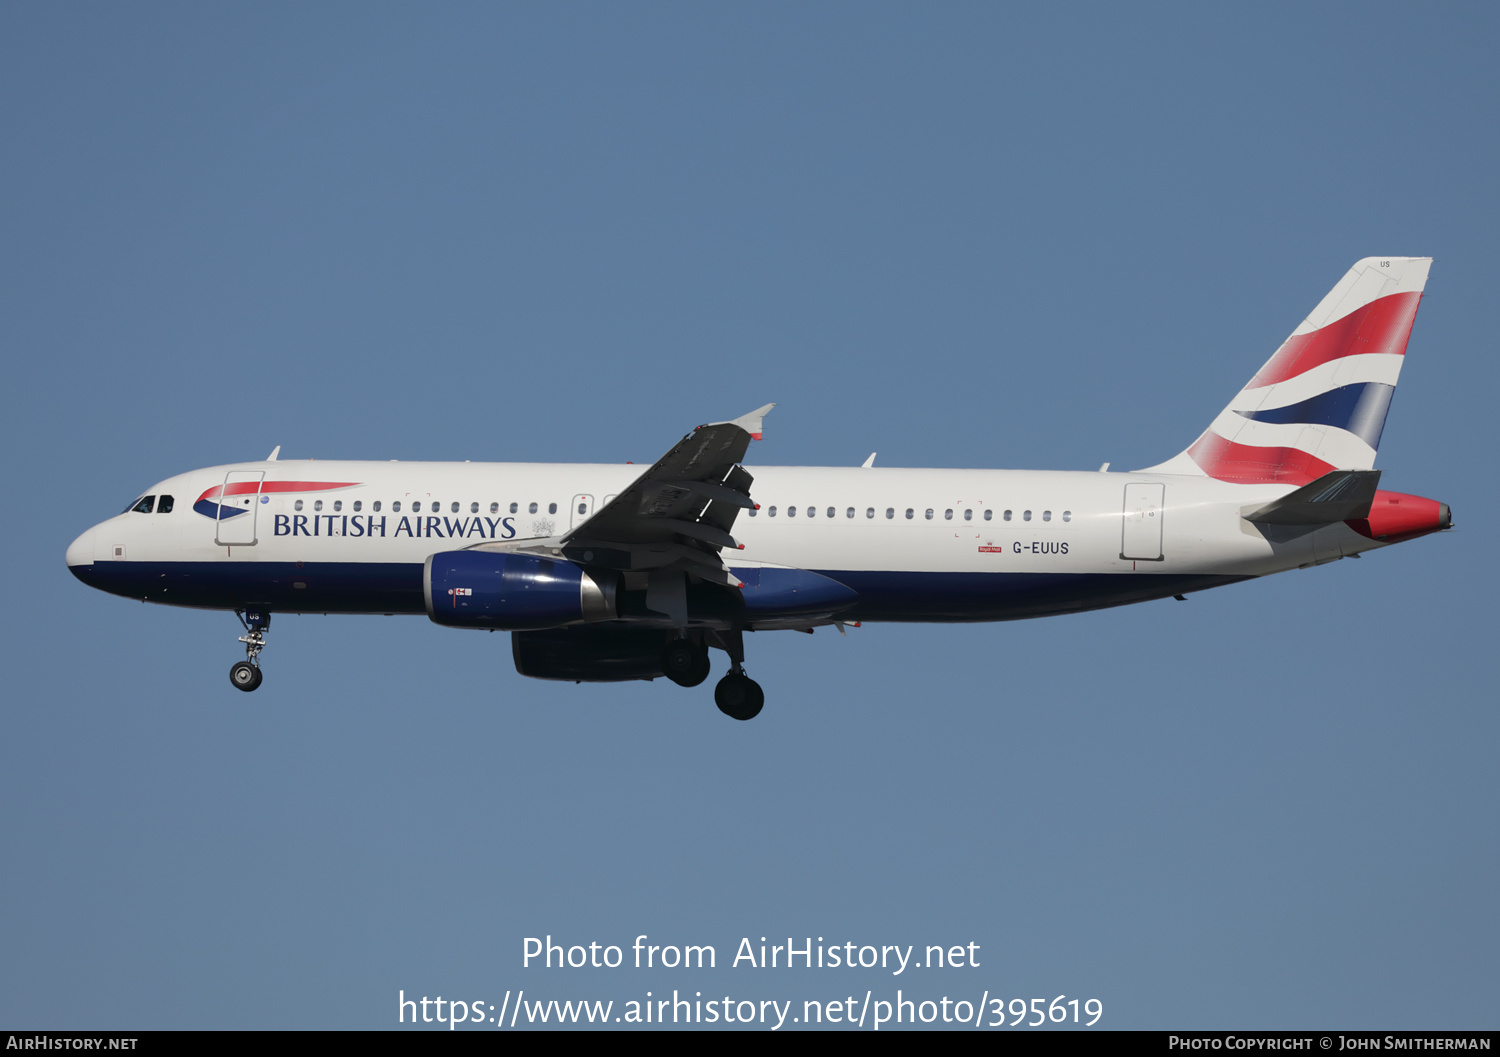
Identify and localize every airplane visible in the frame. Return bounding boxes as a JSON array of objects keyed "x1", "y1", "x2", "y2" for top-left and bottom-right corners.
[{"x1": 65, "y1": 256, "x2": 1451, "y2": 720}]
